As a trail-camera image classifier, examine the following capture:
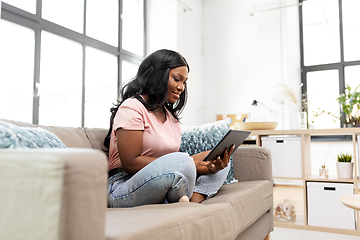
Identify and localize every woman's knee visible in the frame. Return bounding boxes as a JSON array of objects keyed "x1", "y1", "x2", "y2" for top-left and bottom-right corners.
[{"x1": 166, "y1": 152, "x2": 196, "y2": 181}]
